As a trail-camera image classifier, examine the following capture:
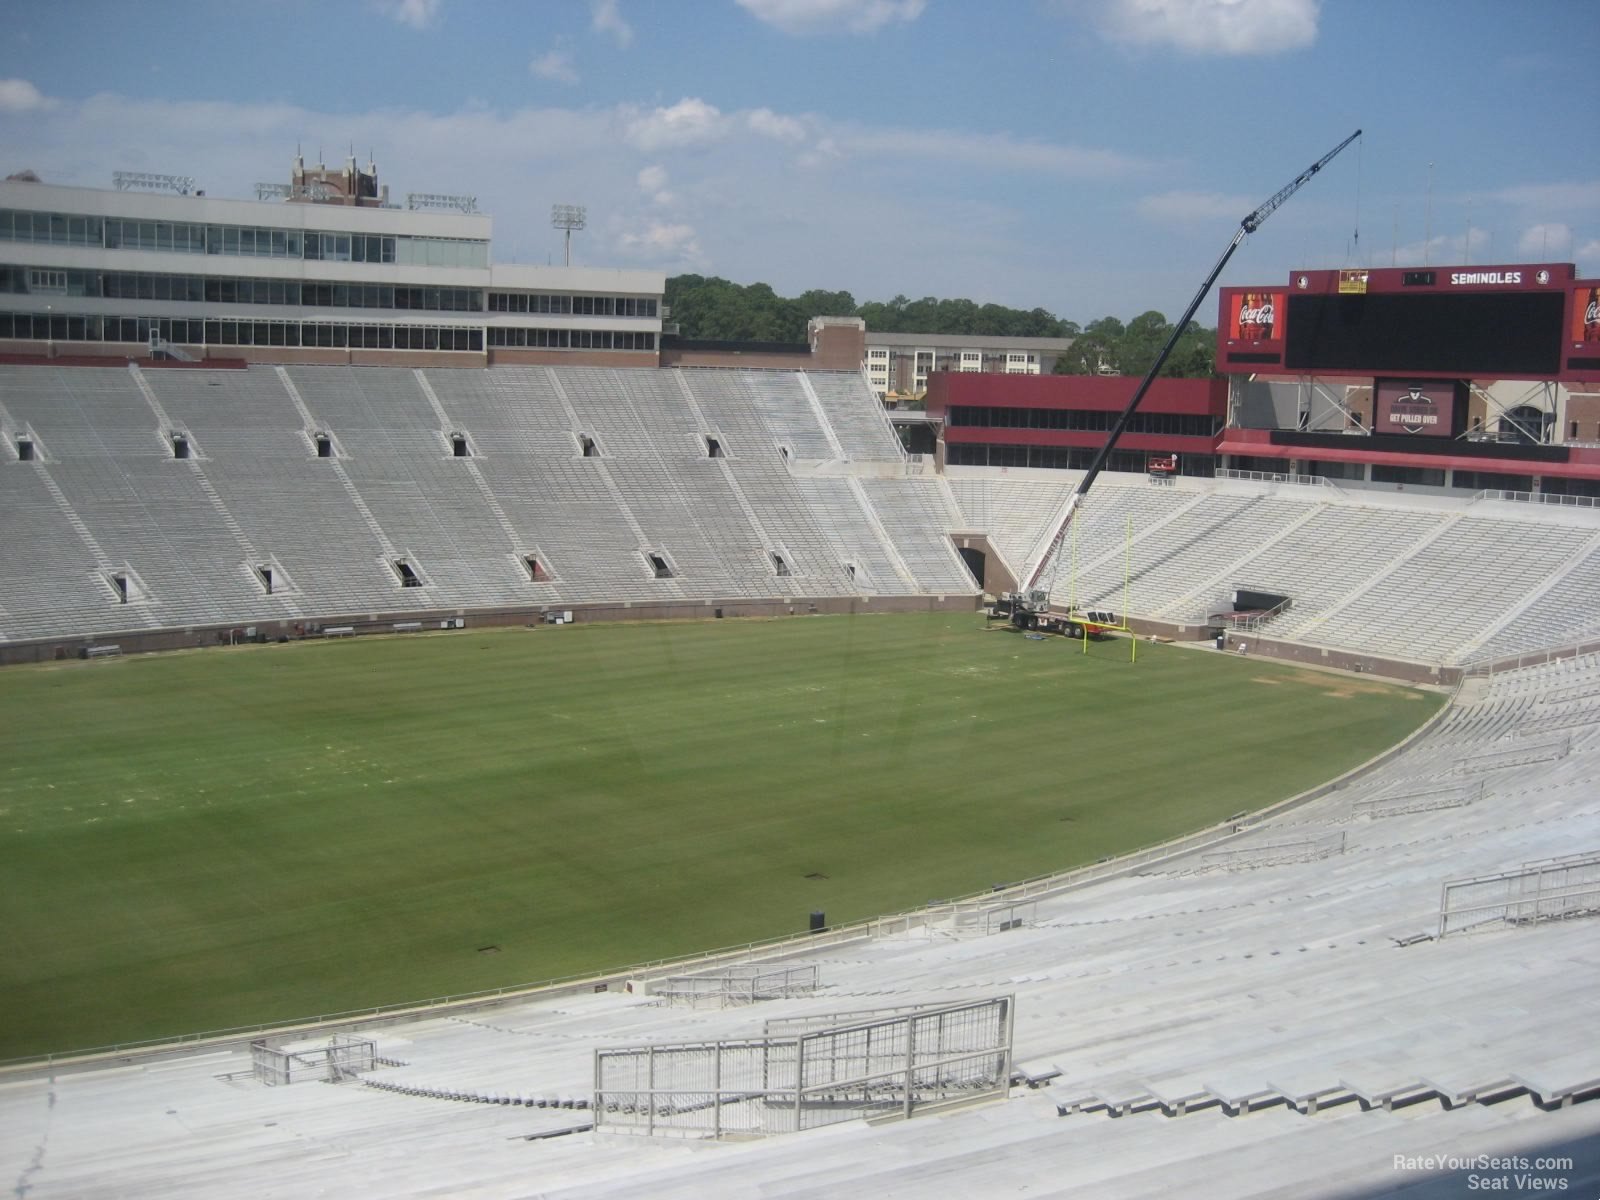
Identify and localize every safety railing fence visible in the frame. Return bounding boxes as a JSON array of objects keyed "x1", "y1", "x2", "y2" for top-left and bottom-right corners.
[
  {"x1": 1215, "y1": 468, "x2": 1340, "y2": 491},
  {"x1": 1472, "y1": 489, "x2": 1600, "y2": 509},
  {"x1": 649, "y1": 964, "x2": 821, "y2": 1009},
  {"x1": 593, "y1": 995, "x2": 1013, "y2": 1138},
  {"x1": 1438, "y1": 850, "x2": 1600, "y2": 938}
]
